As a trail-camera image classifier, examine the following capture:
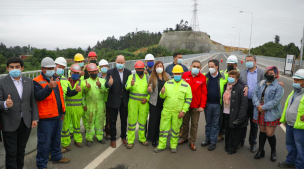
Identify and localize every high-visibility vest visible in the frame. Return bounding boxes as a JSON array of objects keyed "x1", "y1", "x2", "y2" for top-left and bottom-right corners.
[
  {"x1": 126, "y1": 74, "x2": 150, "y2": 101},
  {"x1": 65, "y1": 80, "x2": 84, "y2": 107}
]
